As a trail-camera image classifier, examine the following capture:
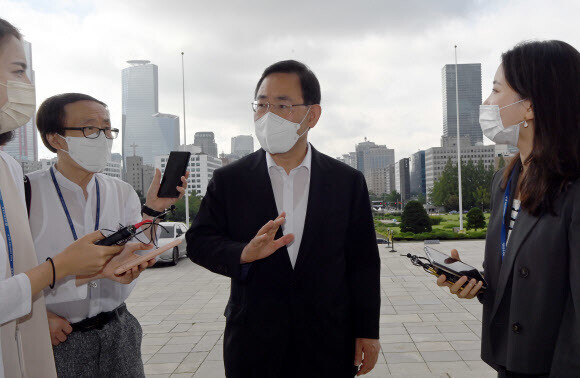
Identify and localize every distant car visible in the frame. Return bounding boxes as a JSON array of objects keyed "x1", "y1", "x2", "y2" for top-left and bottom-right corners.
[
  {"x1": 376, "y1": 238, "x2": 389, "y2": 244},
  {"x1": 156, "y1": 222, "x2": 188, "y2": 265}
]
